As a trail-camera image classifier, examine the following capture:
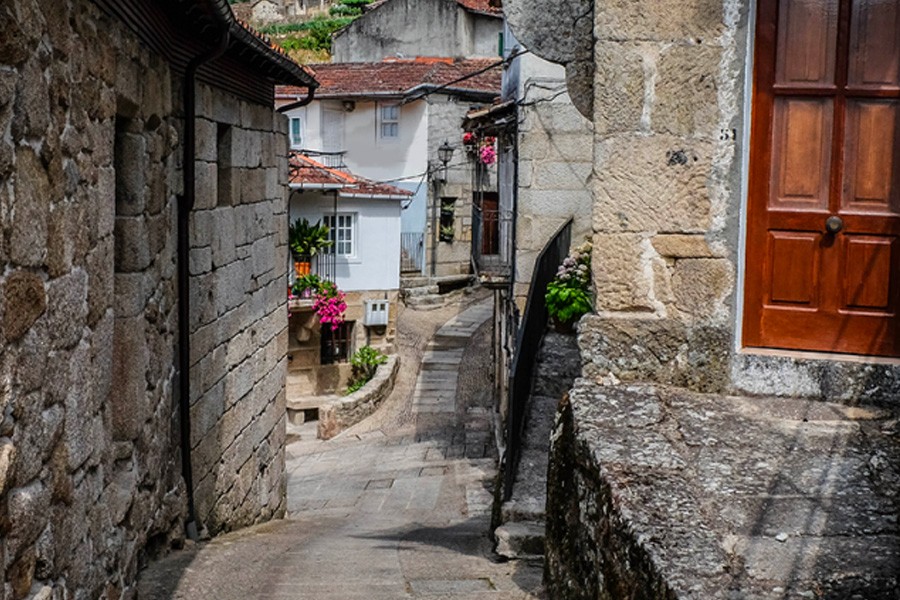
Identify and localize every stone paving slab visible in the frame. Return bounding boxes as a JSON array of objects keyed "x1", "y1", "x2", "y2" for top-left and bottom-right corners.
[
  {"x1": 138, "y1": 298, "x2": 543, "y2": 599},
  {"x1": 545, "y1": 382, "x2": 900, "y2": 600}
]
